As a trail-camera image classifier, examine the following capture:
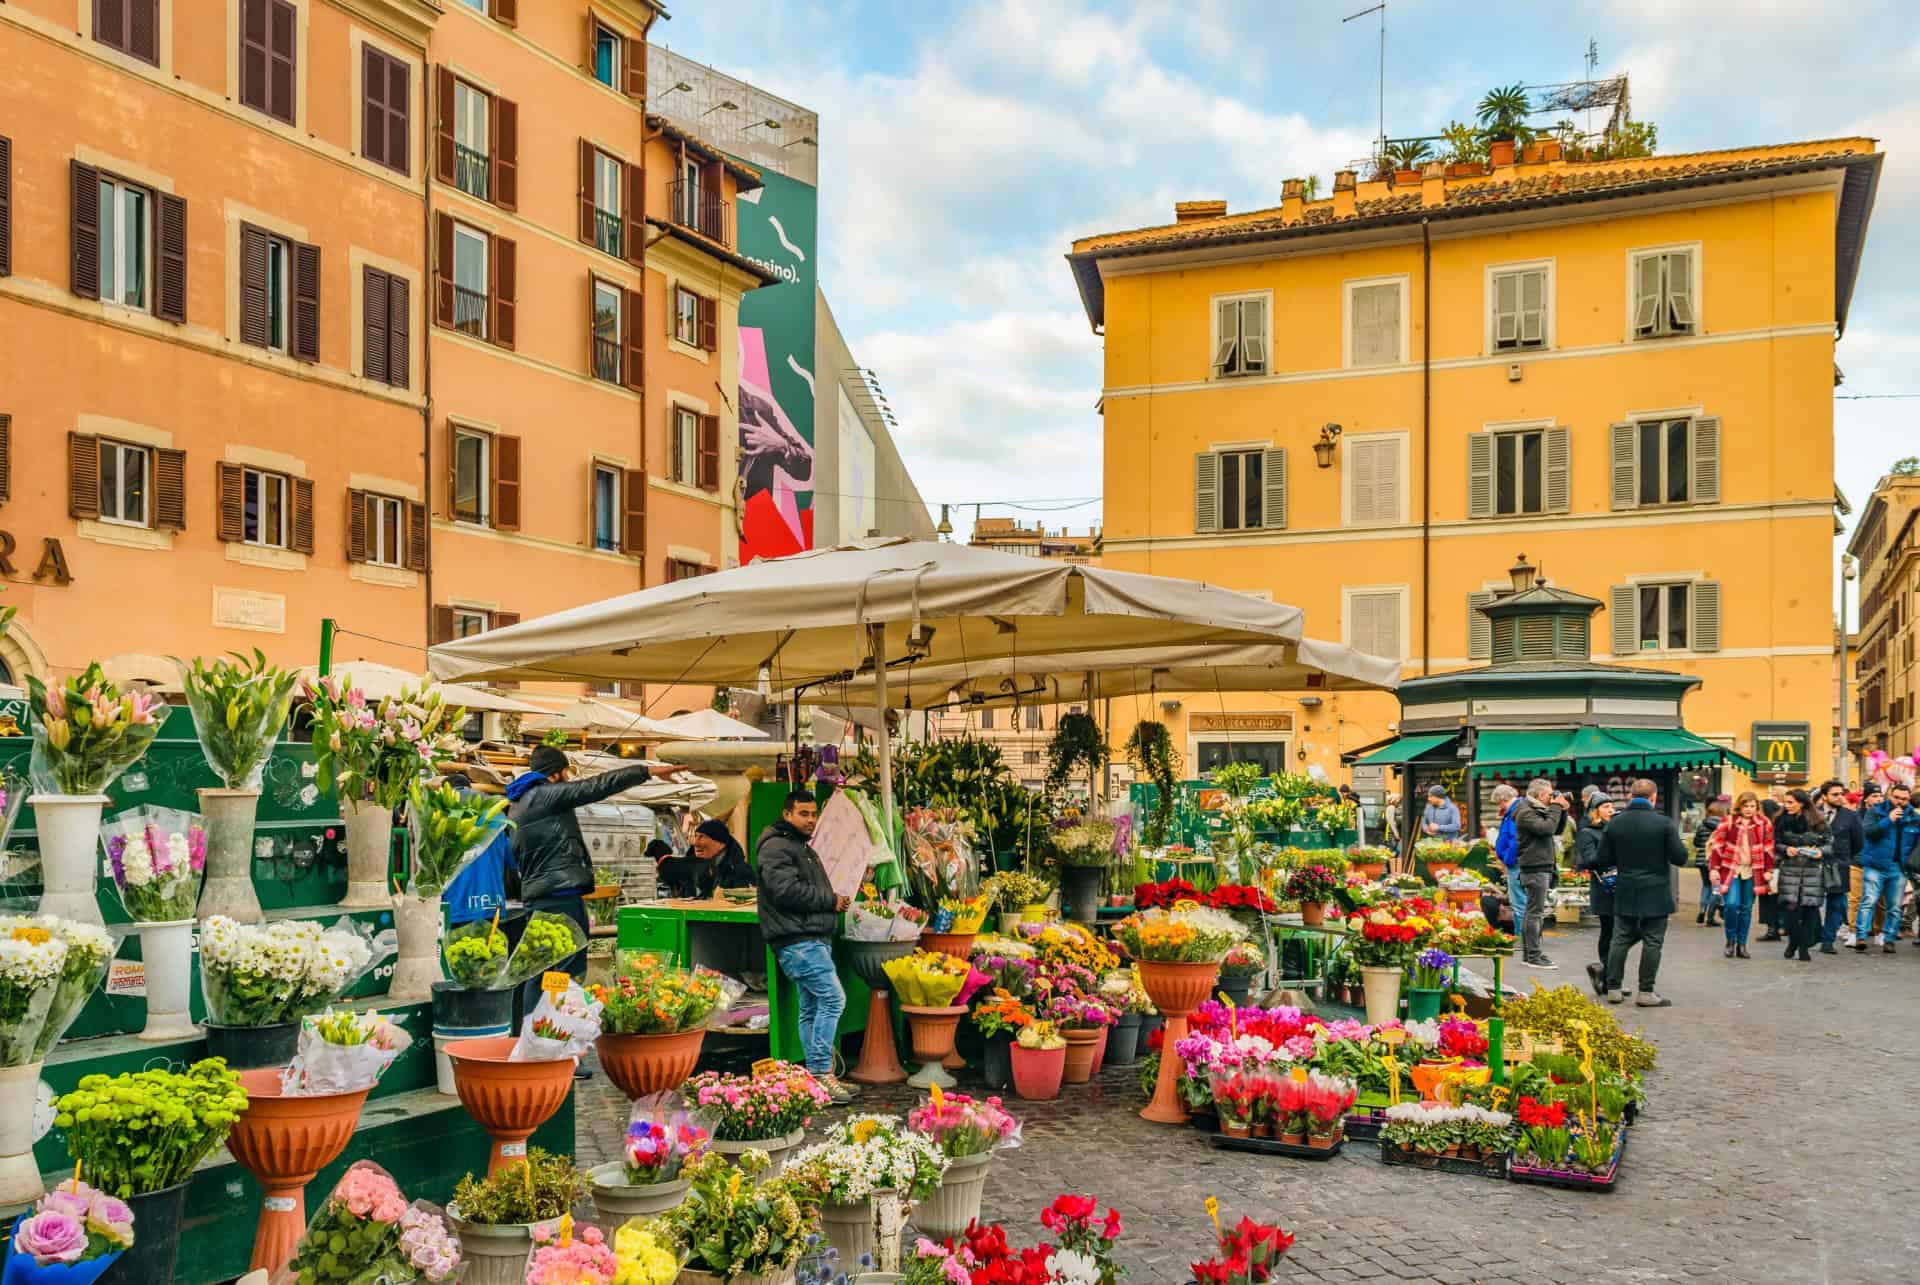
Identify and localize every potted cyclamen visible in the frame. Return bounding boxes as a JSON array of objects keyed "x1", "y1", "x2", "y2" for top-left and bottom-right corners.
[
  {"x1": 448, "y1": 1148, "x2": 590, "y2": 1285},
  {"x1": 1115, "y1": 904, "x2": 1246, "y2": 1124},
  {"x1": 179, "y1": 651, "x2": 297, "y2": 924},
  {"x1": 399, "y1": 779, "x2": 508, "y2": 1003},
  {"x1": 102, "y1": 812, "x2": 206, "y2": 1040},
  {"x1": 1212, "y1": 942, "x2": 1264, "y2": 1010},
  {"x1": 1096, "y1": 968, "x2": 1151, "y2": 1068},
  {"x1": 1284, "y1": 864, "x2": 1342, "y2": 927},
  {"x1": 684, "y1": 1067, "x2": 830, "y2": 1176},
  {"x1": 658, "y1": 1150, "x2": 823, "y2": 1285},
  {"x1": 198, "y1": 915, "x2": 375, "y2": 1069},
  {"x1": 25, "y1": 664, "x2": 162, "y2": 927},
  {"x1": 788, "y1": 1114, "x2": 945, "y2": 1268},
  {"x1": 56, "y1": 1058, "x2": 248, "y2": 1284},
  {"x1": 590, "y1": 951, "x2": 726, "y2": 1099},
  {"x1": 907, "y1": 1093, "x2": 1019, "y2": 1239},
  {"x1": 1009, "y1": 1021, "x2": 1067, "y2": 1102},
  {"x1": 589, "y1": 1096, "x2": 711, "y2": 1222},
  {"x1": 307, "y1": 675, "x2": 464, "y2": 909}
]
